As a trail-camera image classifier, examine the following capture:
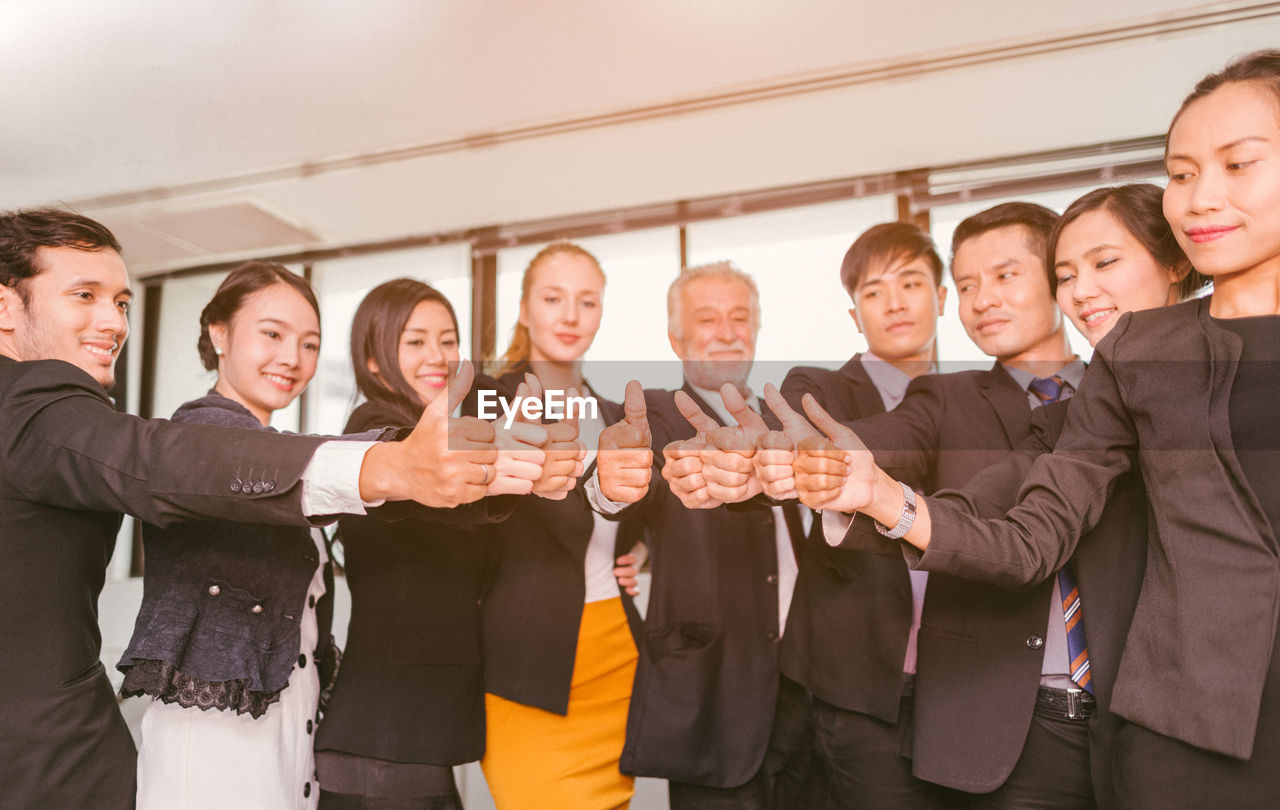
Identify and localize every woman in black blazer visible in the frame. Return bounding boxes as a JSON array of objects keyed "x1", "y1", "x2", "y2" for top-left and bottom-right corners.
[
  {"x1": 314, "y1": 279, "x2": 508, "y2": 809},
  {"x1": 475, "y1": 243, "x2": 642, "y2": 810},
  {"x1": 803, "y1": 50, "x2": 1280, "y2": 808}
]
